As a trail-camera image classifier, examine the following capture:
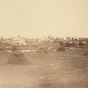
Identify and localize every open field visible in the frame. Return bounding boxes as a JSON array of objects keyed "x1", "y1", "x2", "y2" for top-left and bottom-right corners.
[{"x1": 0, "y1": 49, "x2": 88, "y2": 88}]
